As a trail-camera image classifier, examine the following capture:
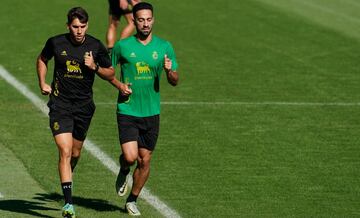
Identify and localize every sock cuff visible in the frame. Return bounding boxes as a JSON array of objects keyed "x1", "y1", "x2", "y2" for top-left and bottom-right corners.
[{"x1": 61, "y1": 182, "x2": 72, "y2": 189}]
